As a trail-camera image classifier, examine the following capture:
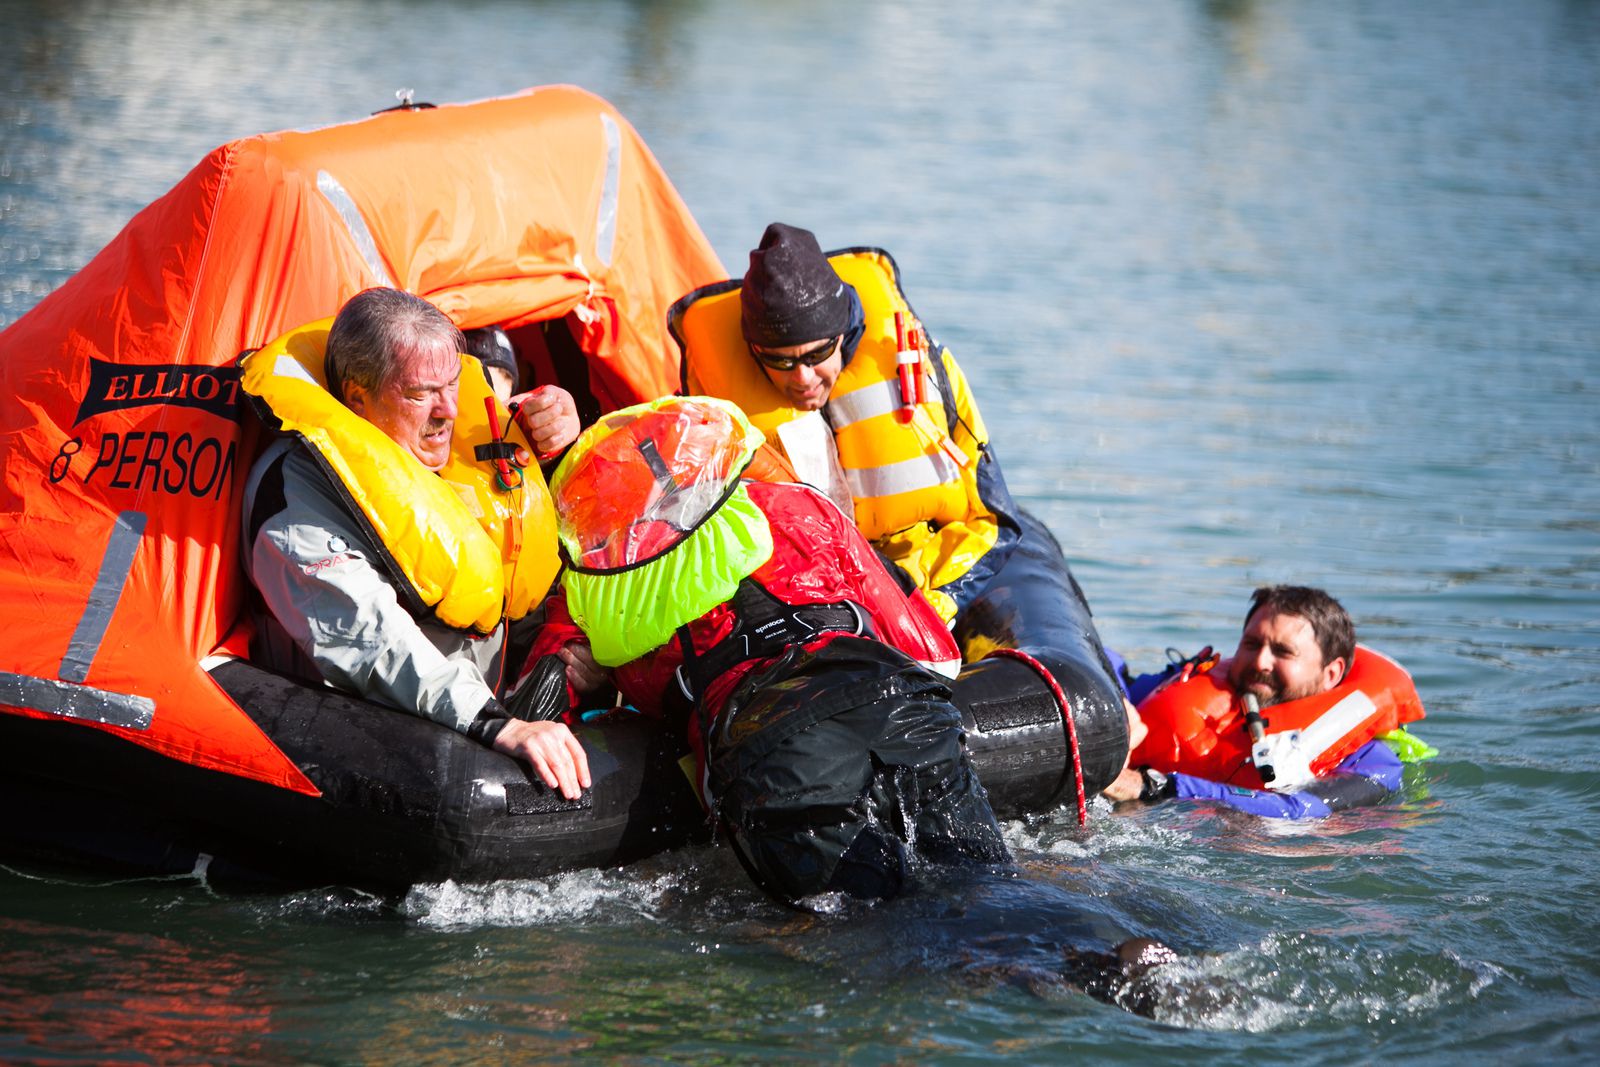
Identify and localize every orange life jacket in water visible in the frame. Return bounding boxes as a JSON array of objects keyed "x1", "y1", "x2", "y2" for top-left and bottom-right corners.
[{"x1": 1130, "y1": 646, "x2": 1425, "y2": 790}]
